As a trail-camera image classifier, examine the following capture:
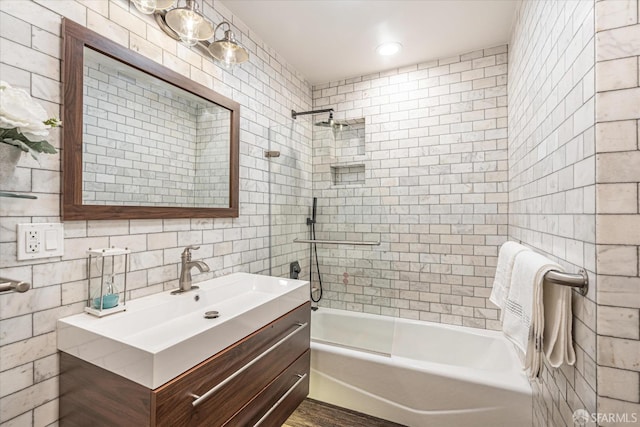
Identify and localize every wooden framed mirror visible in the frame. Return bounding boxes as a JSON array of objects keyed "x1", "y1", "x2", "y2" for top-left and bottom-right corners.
[{"x1": 62, "y1": 19, "x2": 239, "y2": 220}]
